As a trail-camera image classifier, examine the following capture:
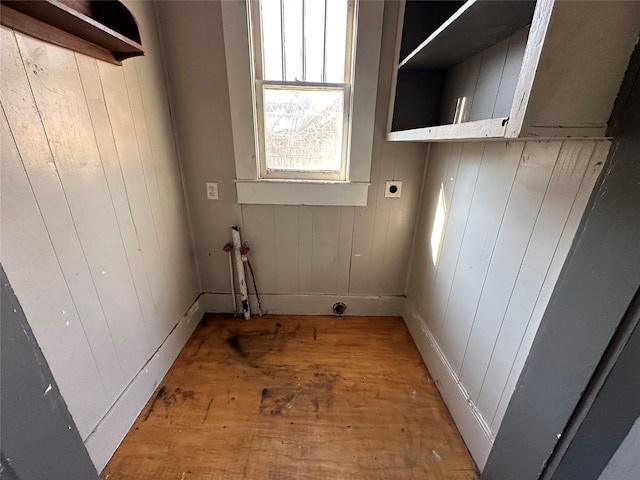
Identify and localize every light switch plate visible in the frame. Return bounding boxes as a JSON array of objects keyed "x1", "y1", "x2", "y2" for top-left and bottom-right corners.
[
  {"x1": 385, "y1": 181, "x2": 402, "y2": 198},
  {"x1": 206, "y1": 182, "x2": 219, "y2": 200}
]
